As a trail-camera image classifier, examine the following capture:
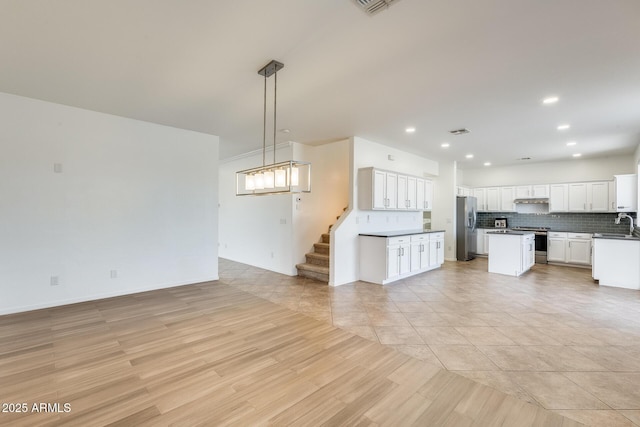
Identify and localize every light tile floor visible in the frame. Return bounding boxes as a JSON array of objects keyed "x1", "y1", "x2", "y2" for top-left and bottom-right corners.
[{"x1": 220, "y1": 257, "x2": 640, "y2": 427}]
